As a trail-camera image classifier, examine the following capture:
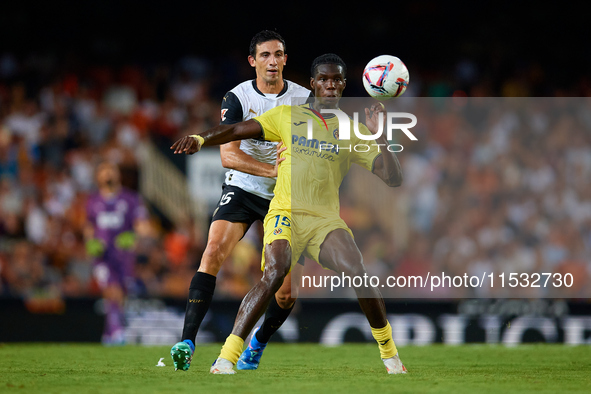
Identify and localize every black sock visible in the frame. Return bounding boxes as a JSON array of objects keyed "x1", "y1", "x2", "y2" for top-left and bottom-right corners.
[
  {"x1": 181, "y1": 272, "x2": 216, "y2": 342},
  {"x1": 255, "y1": 296, "x2": 294, "y2": 344}
]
